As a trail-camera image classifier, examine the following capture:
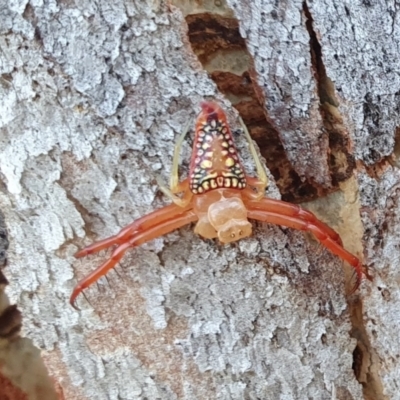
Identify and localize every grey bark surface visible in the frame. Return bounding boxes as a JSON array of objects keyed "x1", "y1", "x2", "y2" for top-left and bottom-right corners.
[
  {"x1": 0, "y1": 1, "x2": 399, "y2": 399},
  {"x1": 229, "y1": 0, "x2": 332, "y2": 187}
]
